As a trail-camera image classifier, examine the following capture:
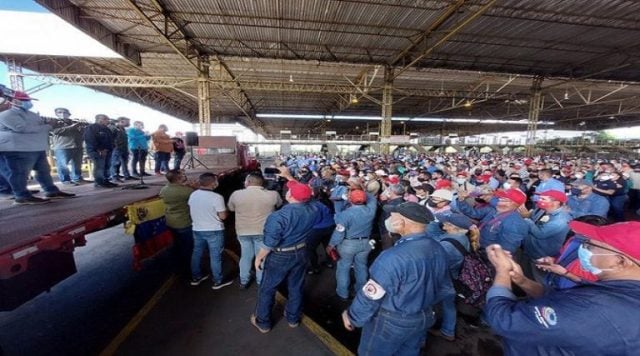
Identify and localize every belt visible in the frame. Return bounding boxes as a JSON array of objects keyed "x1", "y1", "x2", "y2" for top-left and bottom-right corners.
[
  {"x1": 274, "y1": 242, "x2": 306, "y2": 252},
  {"x1": 345, "y1": 237, "x2": 369, "y2": 240}
]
